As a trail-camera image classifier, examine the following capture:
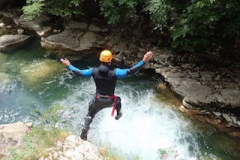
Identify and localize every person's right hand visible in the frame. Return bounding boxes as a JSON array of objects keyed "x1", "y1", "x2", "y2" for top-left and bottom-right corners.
[
  {"x1": 143, "y1": 51, "x2": 153, "y2": 63},
  {"x1": 60, "y1": 58, "x2": 71, "y2": 67}
]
